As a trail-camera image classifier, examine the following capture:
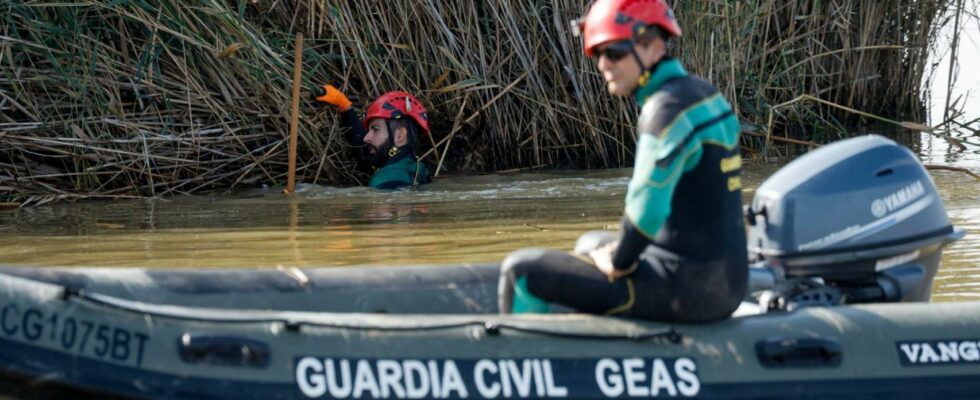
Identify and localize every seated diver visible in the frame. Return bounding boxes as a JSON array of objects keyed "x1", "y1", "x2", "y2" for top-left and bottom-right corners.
[{"x1": 498, "y1": 0, "x2": 748, "y2": 322}]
